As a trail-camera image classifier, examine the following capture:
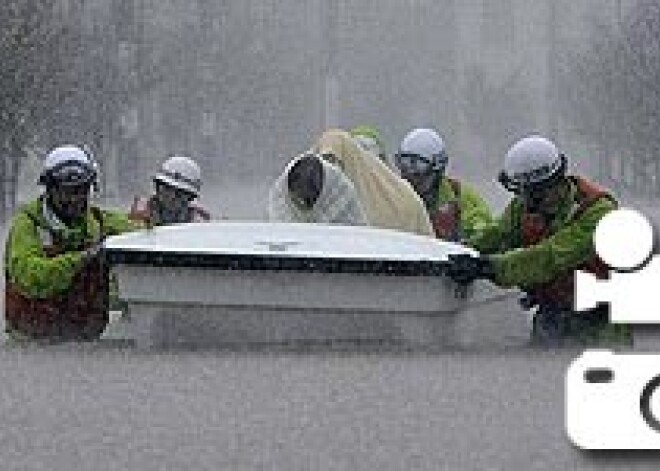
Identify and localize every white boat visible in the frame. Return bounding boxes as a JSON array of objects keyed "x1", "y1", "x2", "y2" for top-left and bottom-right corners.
[{"x1": 104, "y1": 222, "x2": 505, "y2": 349}]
